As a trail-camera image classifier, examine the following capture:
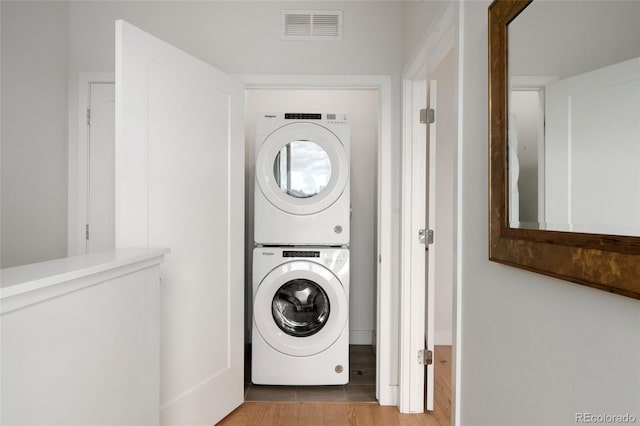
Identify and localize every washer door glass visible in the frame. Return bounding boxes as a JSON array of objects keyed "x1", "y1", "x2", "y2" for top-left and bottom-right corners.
[
  {"x1": 273, "y1": 141, "x2": 332, "y2": 199},
  {"x1": 272, "y1": 278, "x2": 330, "y2": 337}
]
